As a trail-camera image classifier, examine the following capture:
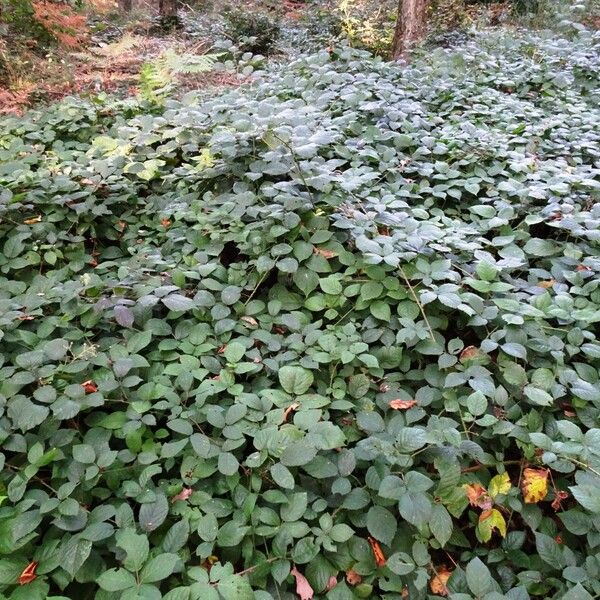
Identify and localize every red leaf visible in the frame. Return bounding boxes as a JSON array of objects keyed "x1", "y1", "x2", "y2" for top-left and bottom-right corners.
[
  {"x1": 171, "y1": 488, "x2": 193, "y2": 503},
  {"x1": 290, "y1": 565, "x2": 314, "y2": 600},
  {"x1": 367, "y1": 536, "x2": 386, "y2": 567},
  {"x1": 81, "y1": 380, "x2": 98, "y2": 394},
  {"x1": 388, "y1": 399, "x2": 417, "y2": 410},
  {"x1": 18, "y1": 561, "x2": 38, "y2": 585}
]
